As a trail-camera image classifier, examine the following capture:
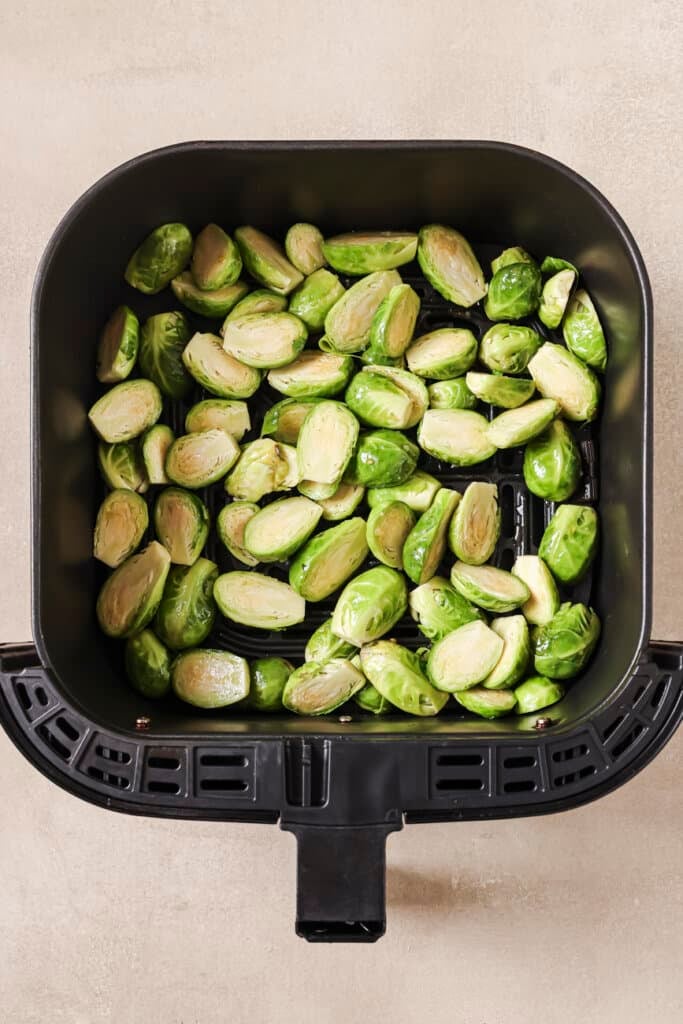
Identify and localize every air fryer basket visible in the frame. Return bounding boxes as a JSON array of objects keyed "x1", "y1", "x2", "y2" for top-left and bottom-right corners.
[{"x1": 1, "y1": 142, "x2": 680, "y2": 941}]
